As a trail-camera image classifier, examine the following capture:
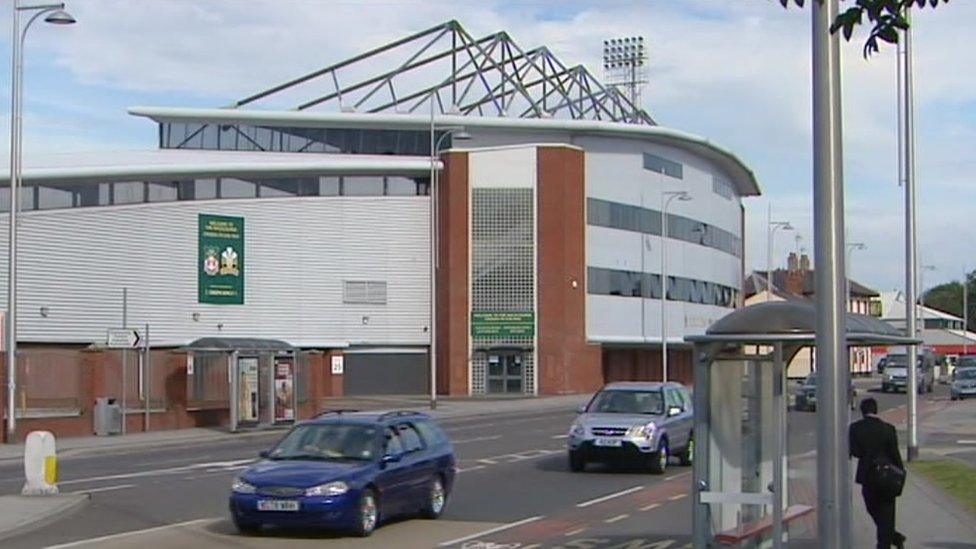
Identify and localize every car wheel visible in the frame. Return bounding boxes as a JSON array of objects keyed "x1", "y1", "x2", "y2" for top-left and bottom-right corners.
[
  {"x1": 352, "y1": 488, "x2": 379, "y2": 537},
  {"x1": 568, "y1": 450, "x2": 586, "y2": 472},
  {"x1": 951, "y1": 395, "x2": 958, "y2": 401},
  {"x1": 421, "y1": 476, "x2": 447, "y2": 519},
  {"x1": 928, "y1": 383, "x2": 934, "y2": 393},
  {"x1": 233, "y1": 518, "x2": 260, "y2": 535},
  {"x1": 881, "y1": 384, "x2": 888, "y2": 393},
  {"x1": 679, "y1": 434, "x2": 694, "y2": 466},
  {"x1": 649, "y1": 438, "x2": 669, "y2": 475}
]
